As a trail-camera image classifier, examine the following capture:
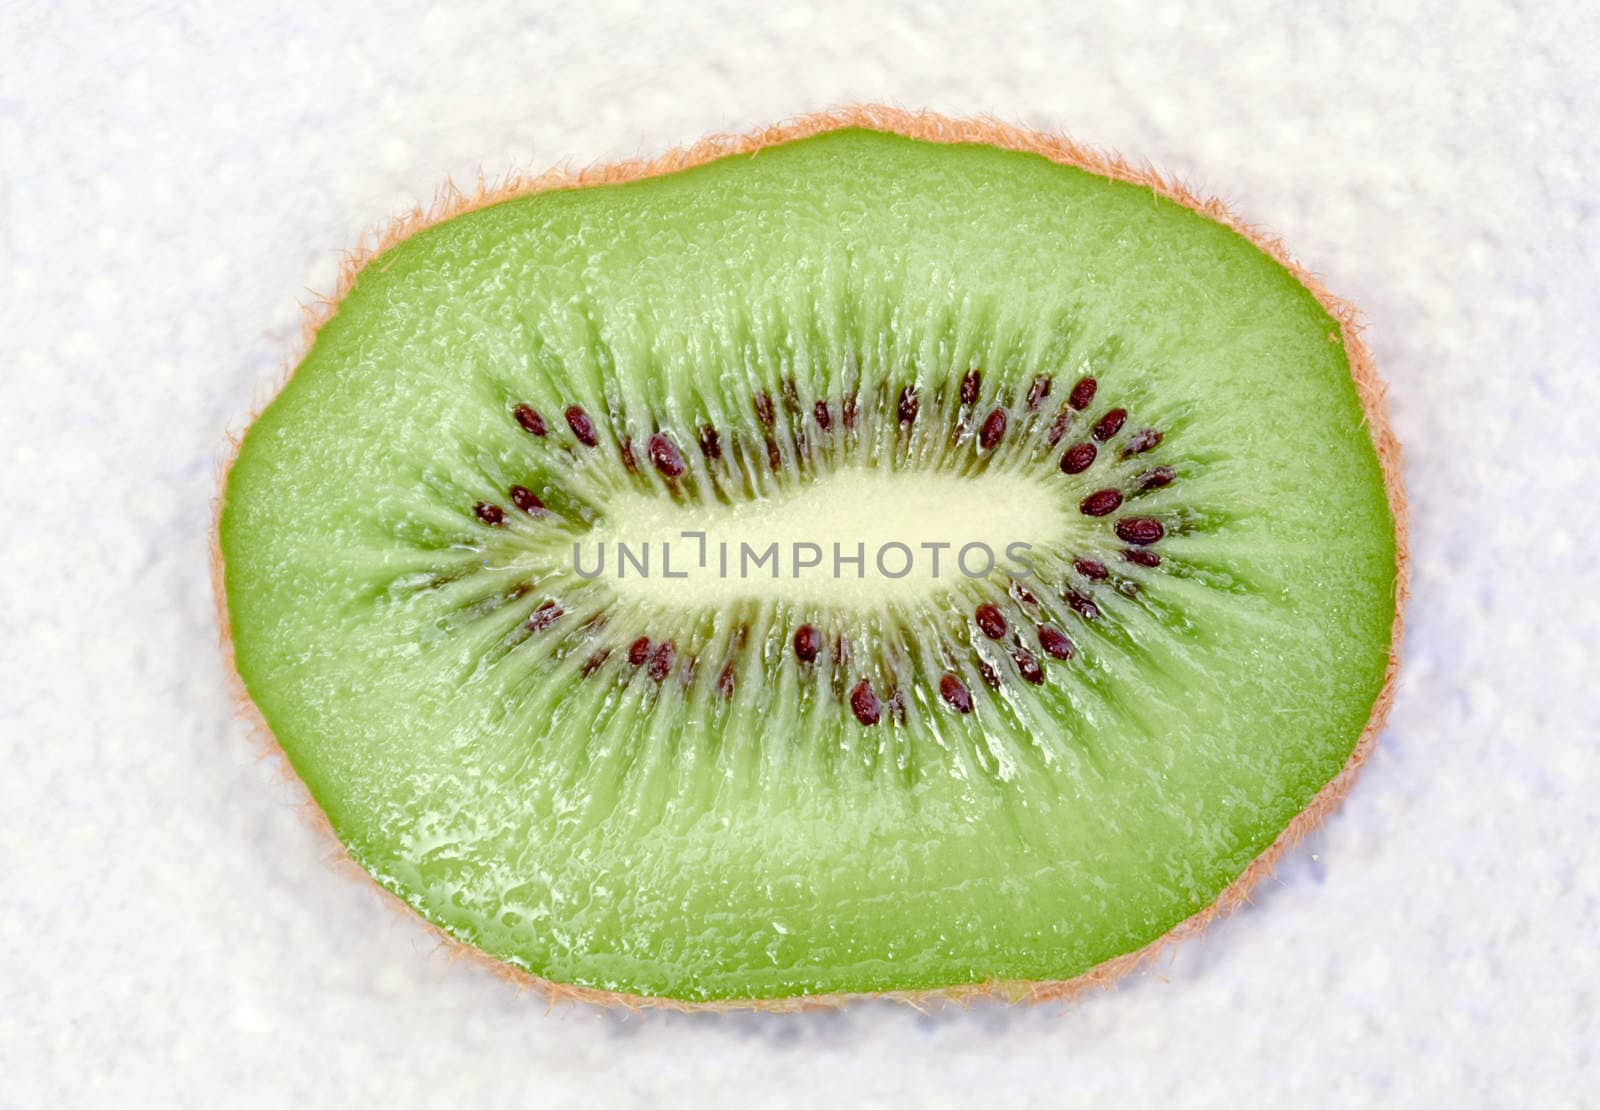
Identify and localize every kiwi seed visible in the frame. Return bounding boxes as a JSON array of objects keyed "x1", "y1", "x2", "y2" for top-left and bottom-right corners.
[
  {"x1": 1060, "y1": 442, "x2": 1097, "y2": 474},
  {"x1": 564, "y1": 405, "x2": 598, "y2": 446},
  {"x1": 978, "y1": 408, "x2": 1008, "y2": 451},
  {"x1": 1092, "y1": 408, "x2": 1128, "y2": 441}
]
